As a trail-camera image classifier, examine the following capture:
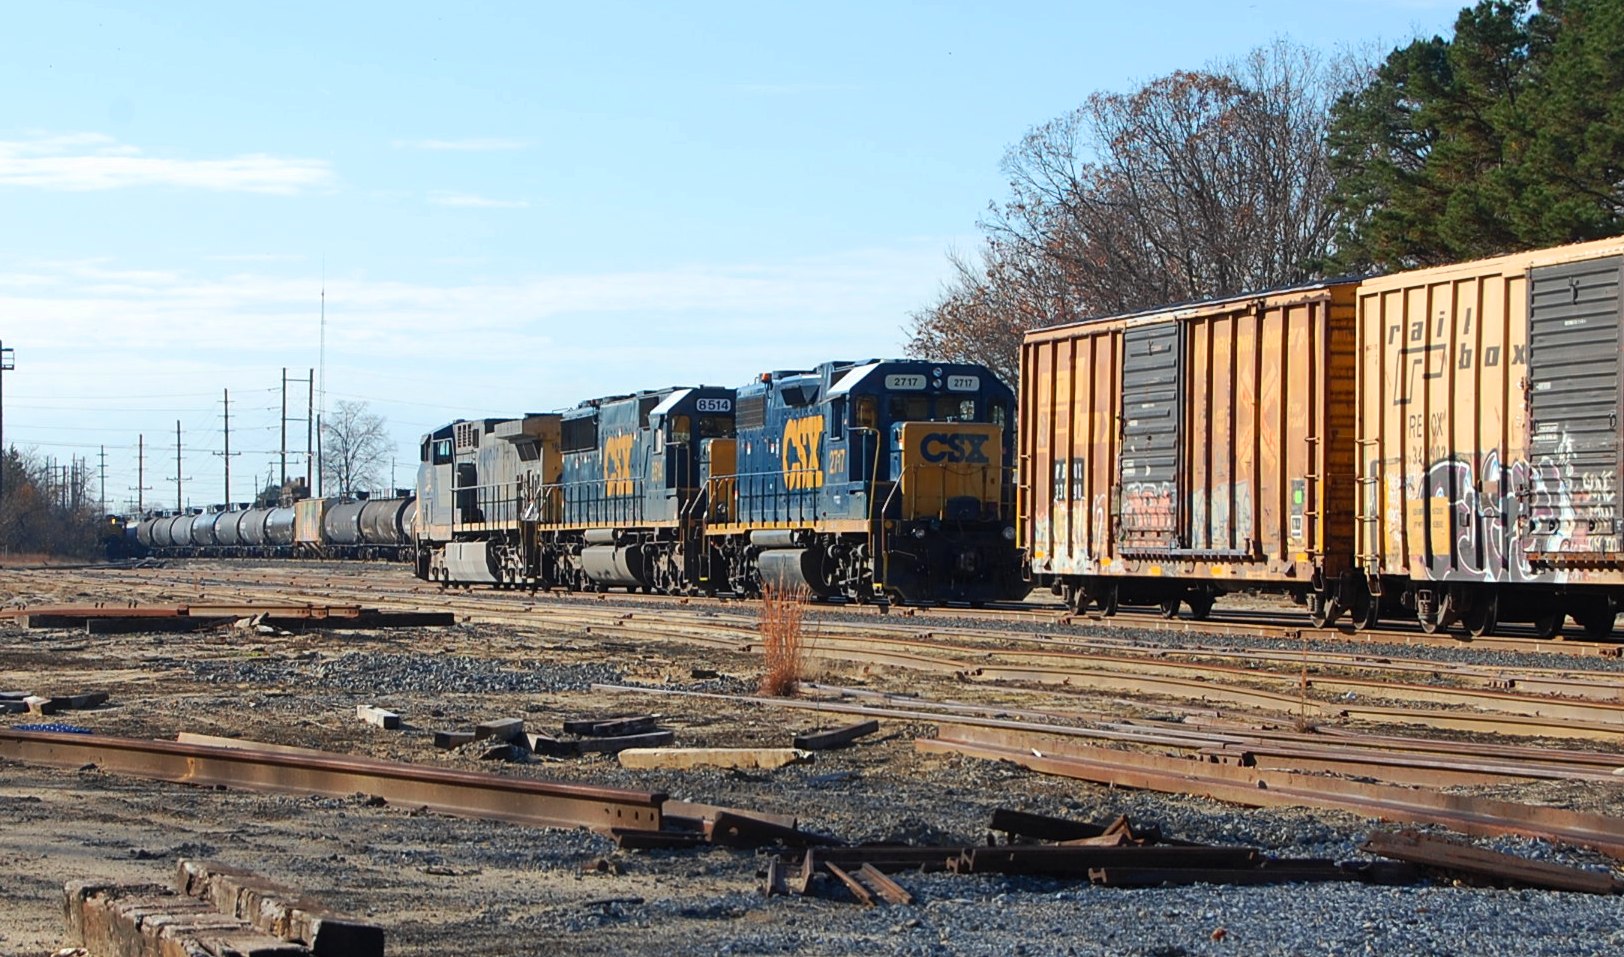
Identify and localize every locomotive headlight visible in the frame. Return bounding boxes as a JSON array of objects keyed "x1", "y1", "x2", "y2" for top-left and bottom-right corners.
[
  {"x1": 1002, "y1": 526, "x2": 1016, "y2": 541},
  {"x1": 912, "y1": 527, "x2": 928, "y2": 539}
]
